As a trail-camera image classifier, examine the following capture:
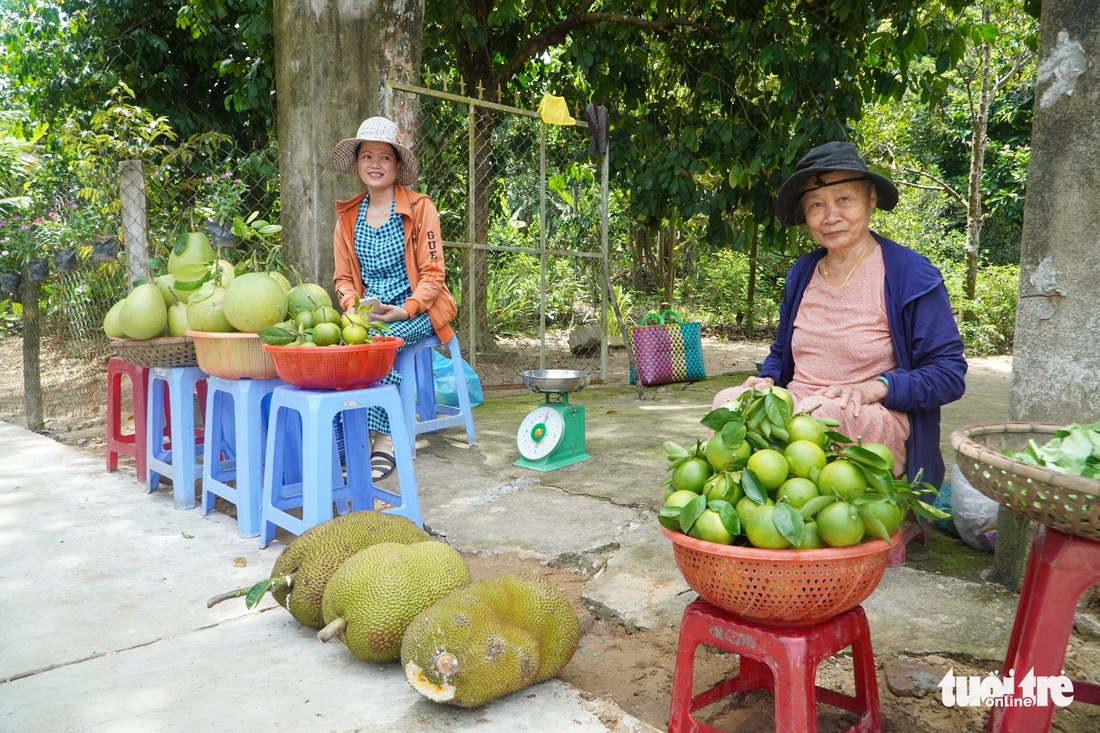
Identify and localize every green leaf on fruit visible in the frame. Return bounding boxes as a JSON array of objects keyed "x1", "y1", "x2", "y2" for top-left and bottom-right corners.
[
  {"x1": 773, "y1": 503, "x2": 804, "y2": 547},
  {"x1": 657, "y1": 507, "x2": 684, "y2": 532},
  {"x1": 799, "y1": 495, "x2": 835, "y2": 519},
  {"x1": 663, "y1": 441, "x2": 690, "y2": 461},
  {"x1": 709, "y1": 499, "x2": 741, "y2": 536},
  {"x1": 700, "y1": 407, "x2": 736, "y2": 432},
  {"x1": 679, "y1": 494, "x2": 707, "y2": 534},
  {"x1": 259, "y1": 326, "x2": 298, "y2": 346},
  {"x1": 826, "y1": 430, "x2": 853, "y2": 445},
  {"x1": 741, "y1": 468, "x2": 767, "y2": 503},
  {"x1": 764, "y1": 394, "x2": 791, "y2": 426},
  {"x1": 244, "y1": 578, "x2": 274, "y2": 609},
  {"x1": 720, "y1": 420, "x2": 747, "y2": 447},
  {"x1": 859, "y1": 506, "x2": 891, "y2": 542}
]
